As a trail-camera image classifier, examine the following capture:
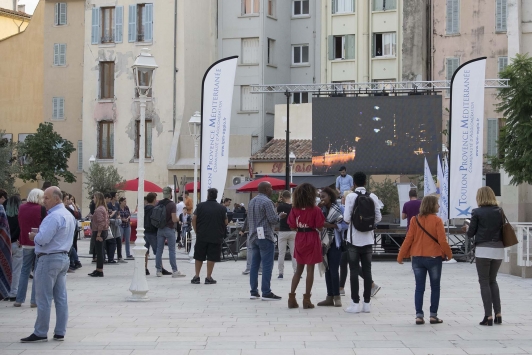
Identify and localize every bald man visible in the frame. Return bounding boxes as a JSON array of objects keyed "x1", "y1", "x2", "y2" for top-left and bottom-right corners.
[{"x1": 21, "y1": 186, "x2": 75, "y2": 343}]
